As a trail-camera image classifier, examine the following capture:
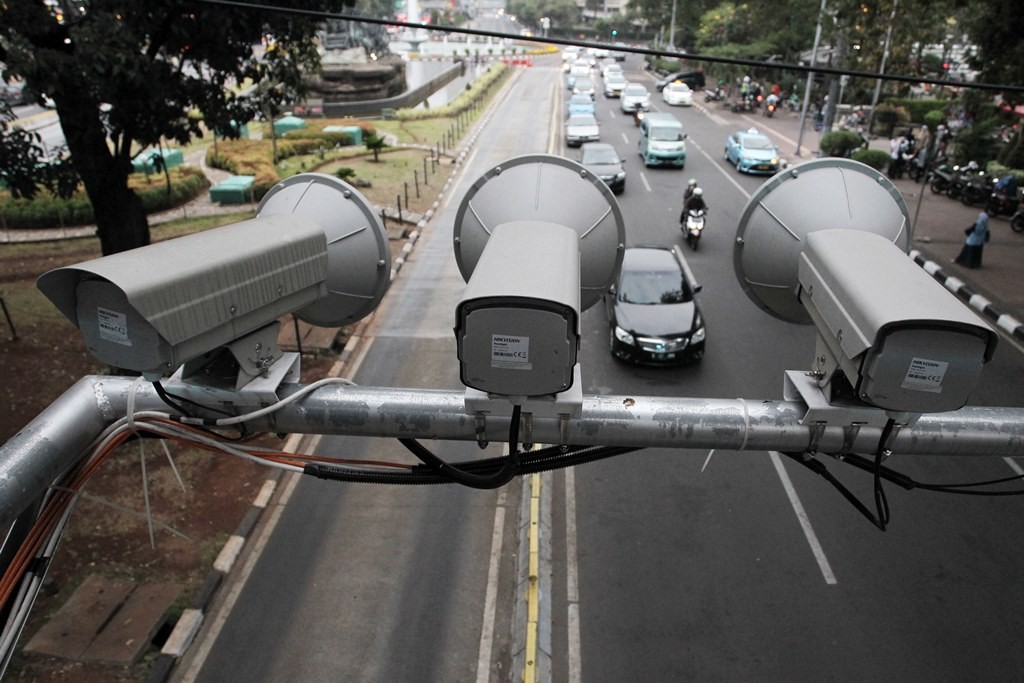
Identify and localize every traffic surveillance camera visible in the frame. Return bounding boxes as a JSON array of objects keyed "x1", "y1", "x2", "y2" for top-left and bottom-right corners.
[
  {"x1": 799, "y1": 229, "x2": 996, "y2": 414},
  {"x1": 456, "y1": 221, "x2": 580, "y2": 397},
  {"x1": 38, "y1": 174, "x2": 391, "y2": 385},
  {"x1": 453, "y1": 154, "x2": 625, "y2": 403},
  {"x1": 734, "y1": 158, "x2": 996, "y2": 419}
]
